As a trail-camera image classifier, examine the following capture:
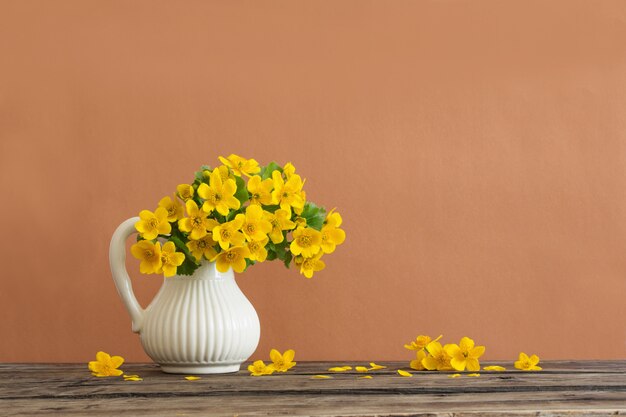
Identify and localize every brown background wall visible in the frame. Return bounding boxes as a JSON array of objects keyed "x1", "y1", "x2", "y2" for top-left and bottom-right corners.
[{"x1": 1, "y1": 0, "x2": 626, "y2": 363}]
